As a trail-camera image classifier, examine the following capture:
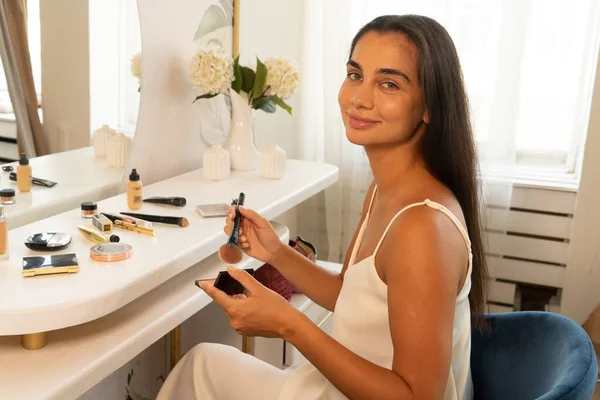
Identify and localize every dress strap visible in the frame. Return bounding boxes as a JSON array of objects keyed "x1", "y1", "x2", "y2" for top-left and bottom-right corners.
[
  {"x1": 372, "y1": 201, "x2": 428, "y2": 257},
  {"x1": 366, "y1": 185, "x2": 377, "y2": 215},
  {"x1": 348, "y1": 185, "x2": 379, "y2": 267},
  {"x1": 423, "y1": 200, "x2": 472, "y2": 250}
]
